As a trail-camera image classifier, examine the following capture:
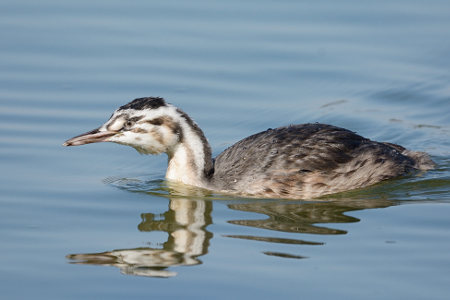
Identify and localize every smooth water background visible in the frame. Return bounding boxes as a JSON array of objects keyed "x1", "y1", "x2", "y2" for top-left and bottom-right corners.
[{"x1": 1, "y1": 0, "x2": 450, "y2": 299}]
